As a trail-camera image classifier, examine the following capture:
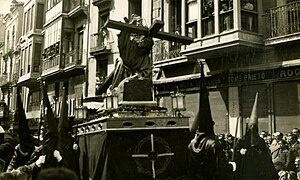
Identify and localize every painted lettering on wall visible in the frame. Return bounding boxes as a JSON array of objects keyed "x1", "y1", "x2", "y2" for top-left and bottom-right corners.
[
  {"x1": 227, "y1": 72, "x2": 266, "y2": 83},
  {"x1": 279, "y1": 68, "x2": 300, "y2": 78}
]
